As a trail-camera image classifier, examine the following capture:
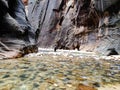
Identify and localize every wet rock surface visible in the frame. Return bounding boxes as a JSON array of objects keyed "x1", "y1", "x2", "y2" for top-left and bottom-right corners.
[{"x1": 0, "y1": 48, "x2": 120, "y2": 90}]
